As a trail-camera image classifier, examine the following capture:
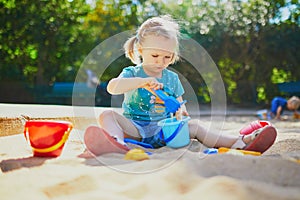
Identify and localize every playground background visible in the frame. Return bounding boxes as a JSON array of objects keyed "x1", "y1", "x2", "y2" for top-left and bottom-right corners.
[{"x1": 1, "y1": 0, "x2": 299, "y2": 108}]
